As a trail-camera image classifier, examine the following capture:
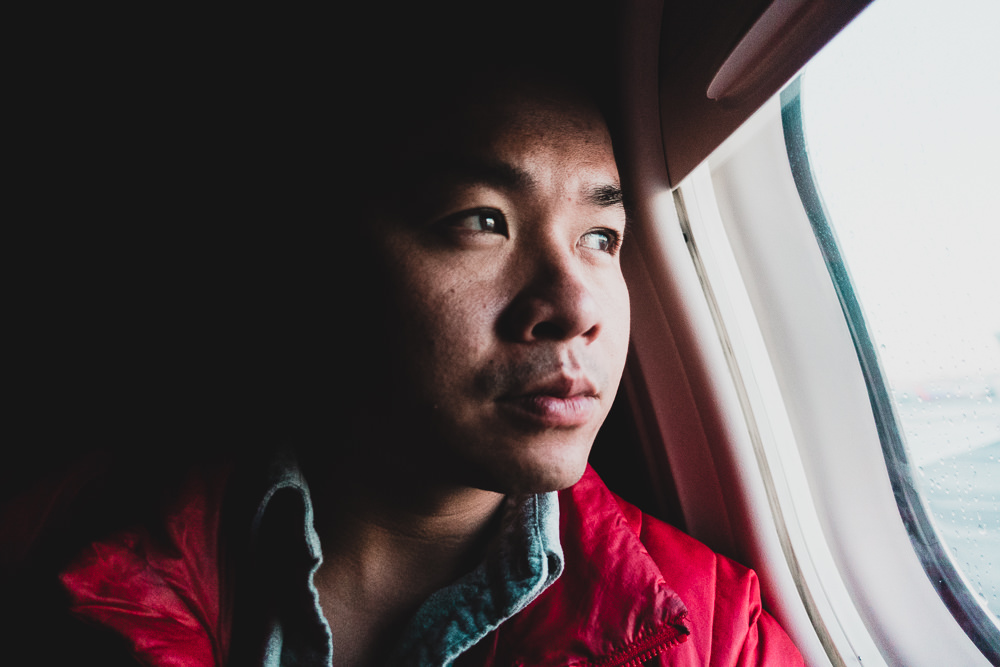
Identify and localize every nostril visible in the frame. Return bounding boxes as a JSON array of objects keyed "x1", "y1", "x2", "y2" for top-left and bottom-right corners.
[
  {"x1": 503, "y1": 271, "x2": 602, "y2": 343},
  {"x1": 530, "y1": 321, "x2": 566, "y2": 340}
]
